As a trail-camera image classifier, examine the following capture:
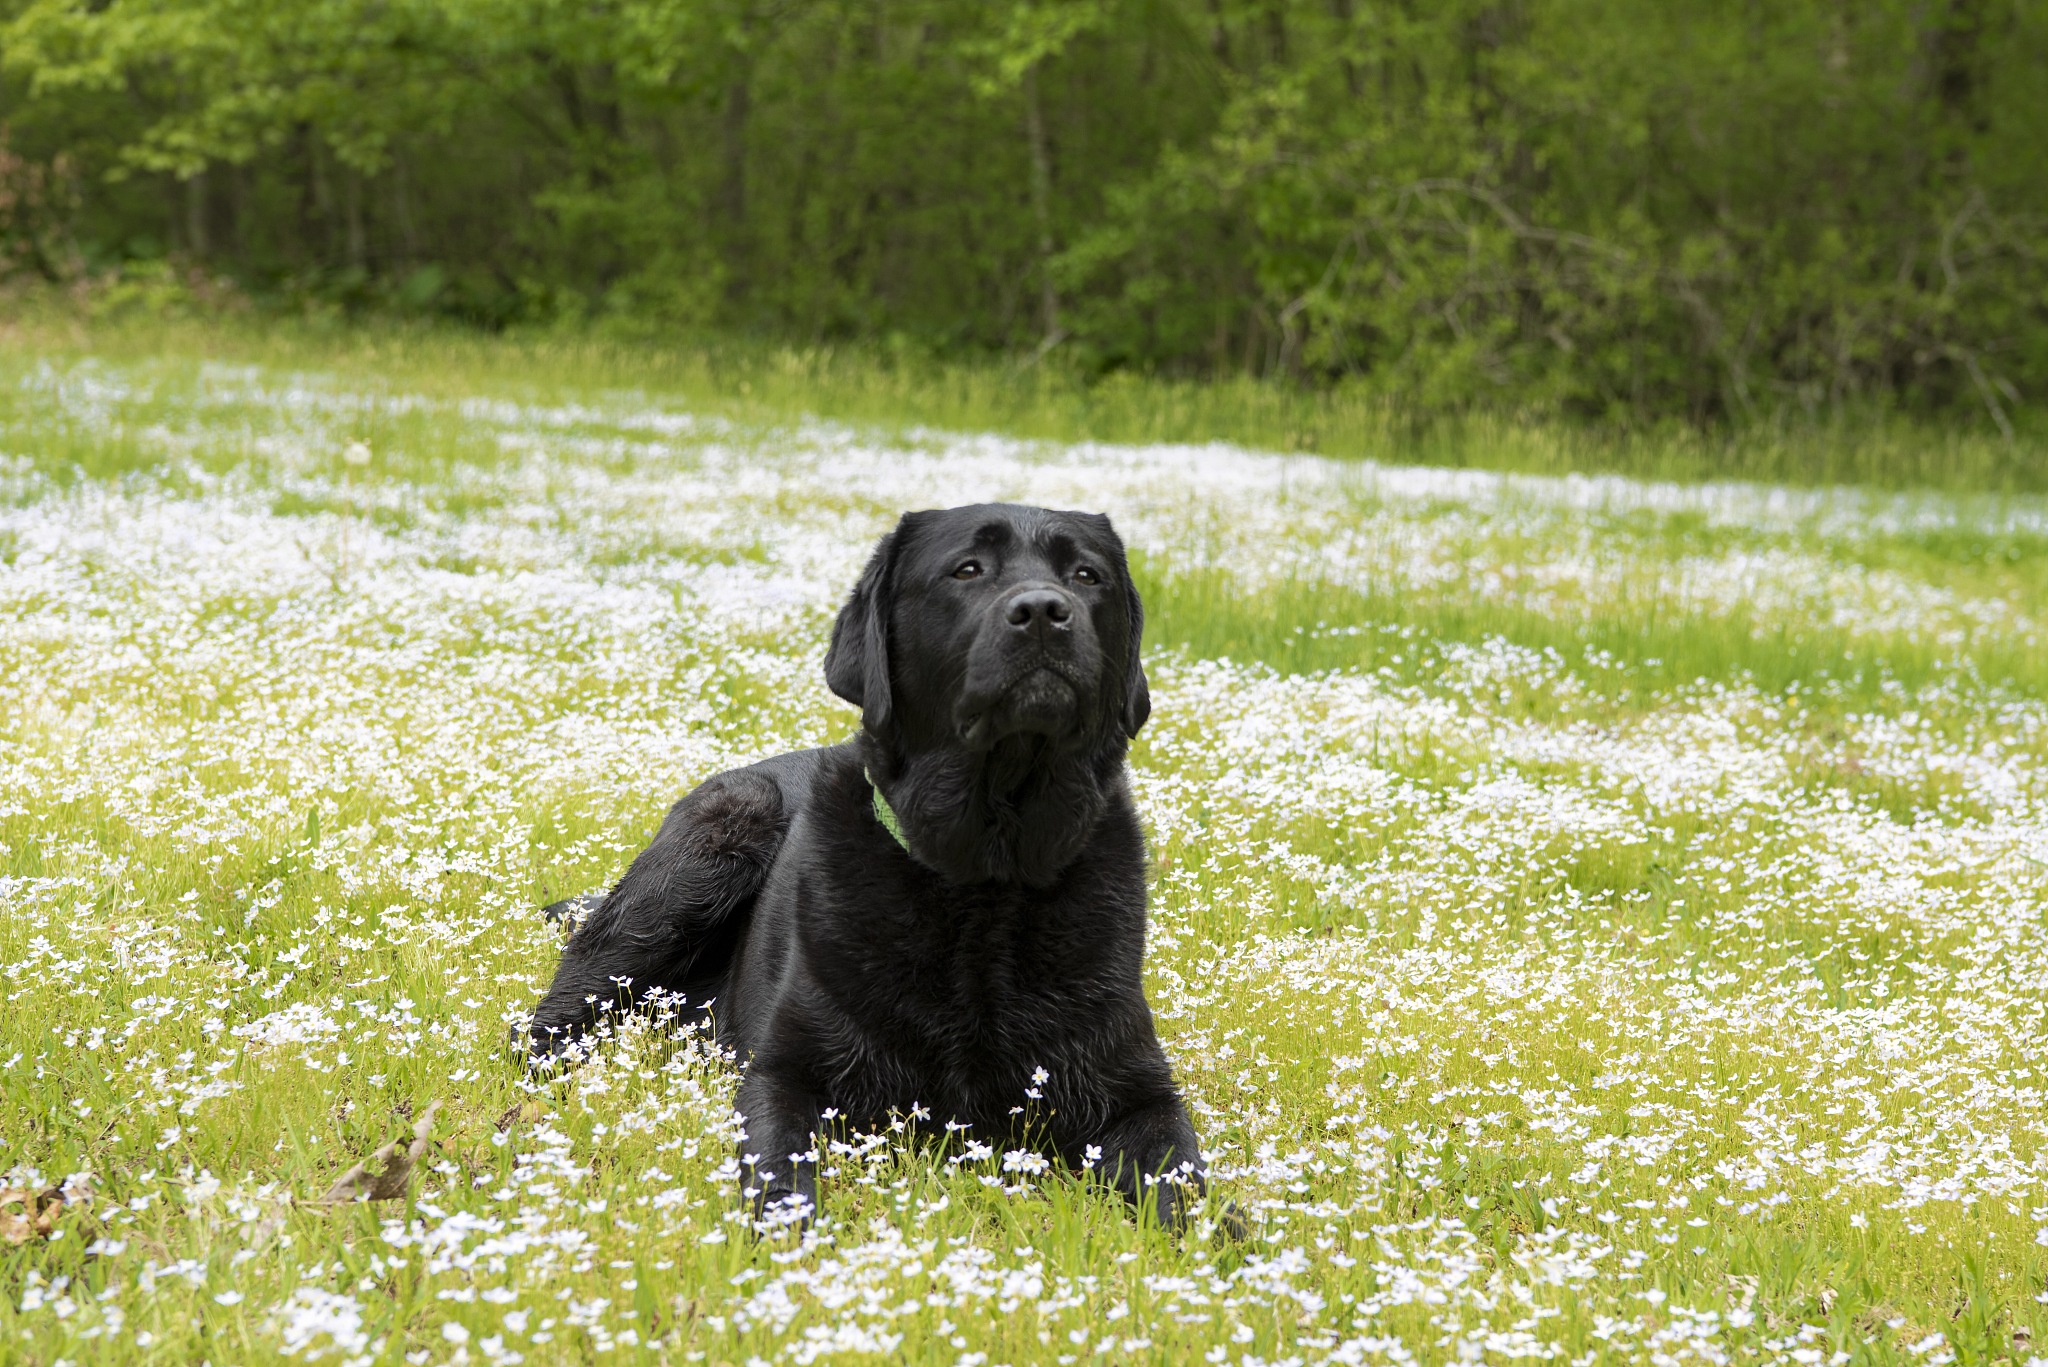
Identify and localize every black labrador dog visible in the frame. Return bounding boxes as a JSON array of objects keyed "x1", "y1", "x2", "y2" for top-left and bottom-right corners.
[{"x1": 524, "y1": 503, "x2": 1214, "y2": 1226}]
